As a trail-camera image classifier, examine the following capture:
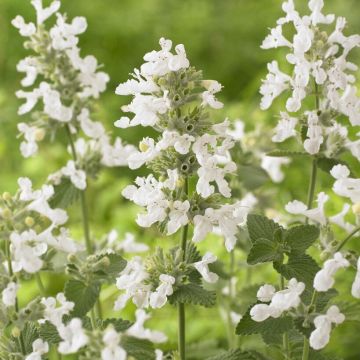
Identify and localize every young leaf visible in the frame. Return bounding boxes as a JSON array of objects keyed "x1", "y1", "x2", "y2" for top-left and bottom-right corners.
[
  {"x1": 247, "y1": 238, "x2": 282, "y2": 265},
  {"x1": 120, "y1": 336, "x2": 155, "y2": 360},
  {"x1": 64, "y1": 280, "x2": 100, "y2": 317},
  {"x1": 39, "y1": 321, "x2": 62, "y2": 344},
  {"x1": 285, "y1": 224, "x2": 319, "y2": 254},
  {"x1": 168, "y1": 283, "x2": 216, "y2": 307},
  {"x1": 49, "y1": 178, "x2": 81, "y2": 209},
  {"x1": 247, "y1": 215, "x2": 281, "y2": 243},
  {"x1": 274, "y1": 254, "x2": 320, "y2": 287}
]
